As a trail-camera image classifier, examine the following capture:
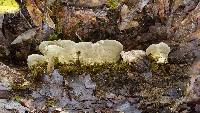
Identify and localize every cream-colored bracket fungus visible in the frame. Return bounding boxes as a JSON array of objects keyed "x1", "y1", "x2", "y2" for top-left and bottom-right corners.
[
  {"x1": 27, "y1": 40, "x2": 123, "y2": 72},
  {"x1": 27, "y1": 54, "x2": 46, "y2": 68},
  {"x1": 146, "y1": 42, "x2": 170, "y2": 63},
  {"x1": 120, "y1": 50, "x2": 146, "y2": 64}
]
